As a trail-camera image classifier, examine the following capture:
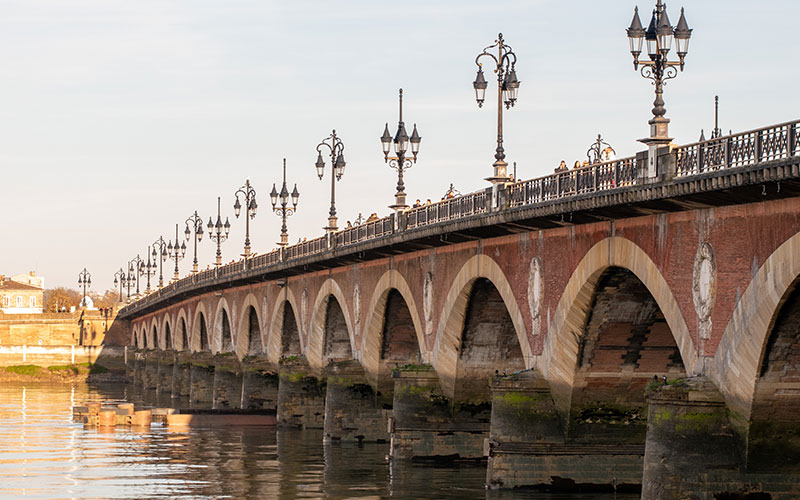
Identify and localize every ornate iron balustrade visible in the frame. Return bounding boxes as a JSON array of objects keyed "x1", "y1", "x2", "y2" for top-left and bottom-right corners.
[
  {"x1": 406, "y1": 191, "x2": 489, "y2": 229},
  {"x1": 121, "y1": 119, "x2": 800, "y2": 316},
  {"x1": 676, "y1": 120, "x2": 800, "y2": 176},
  {"x1": 509, "y1": 156, "x2": 637, "y2": 207}
]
